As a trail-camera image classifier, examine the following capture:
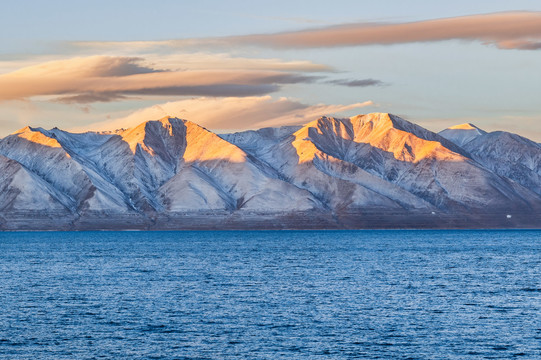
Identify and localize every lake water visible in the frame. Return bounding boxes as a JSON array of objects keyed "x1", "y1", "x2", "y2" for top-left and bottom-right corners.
[{"x1": 0, "y1": 230, "x2": 539, "y2": 359}]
